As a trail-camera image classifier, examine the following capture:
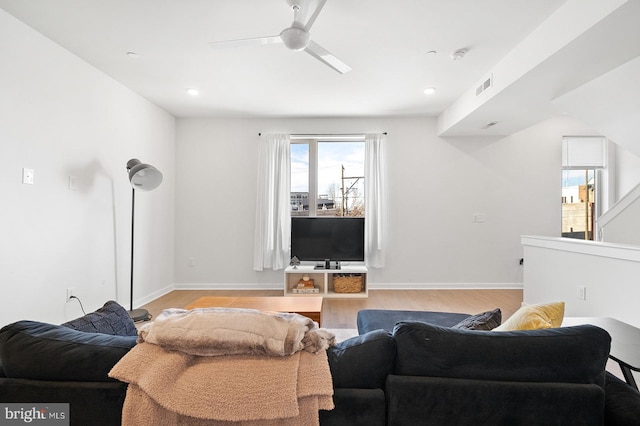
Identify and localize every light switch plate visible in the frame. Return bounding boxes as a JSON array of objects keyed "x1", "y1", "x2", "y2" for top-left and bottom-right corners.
[
  {"x1": 22, "y1": 168, "x2": 34, "y2": 185},
  {"x1": 68, "y1": 175, "x2": 78, "y2": 190}
]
